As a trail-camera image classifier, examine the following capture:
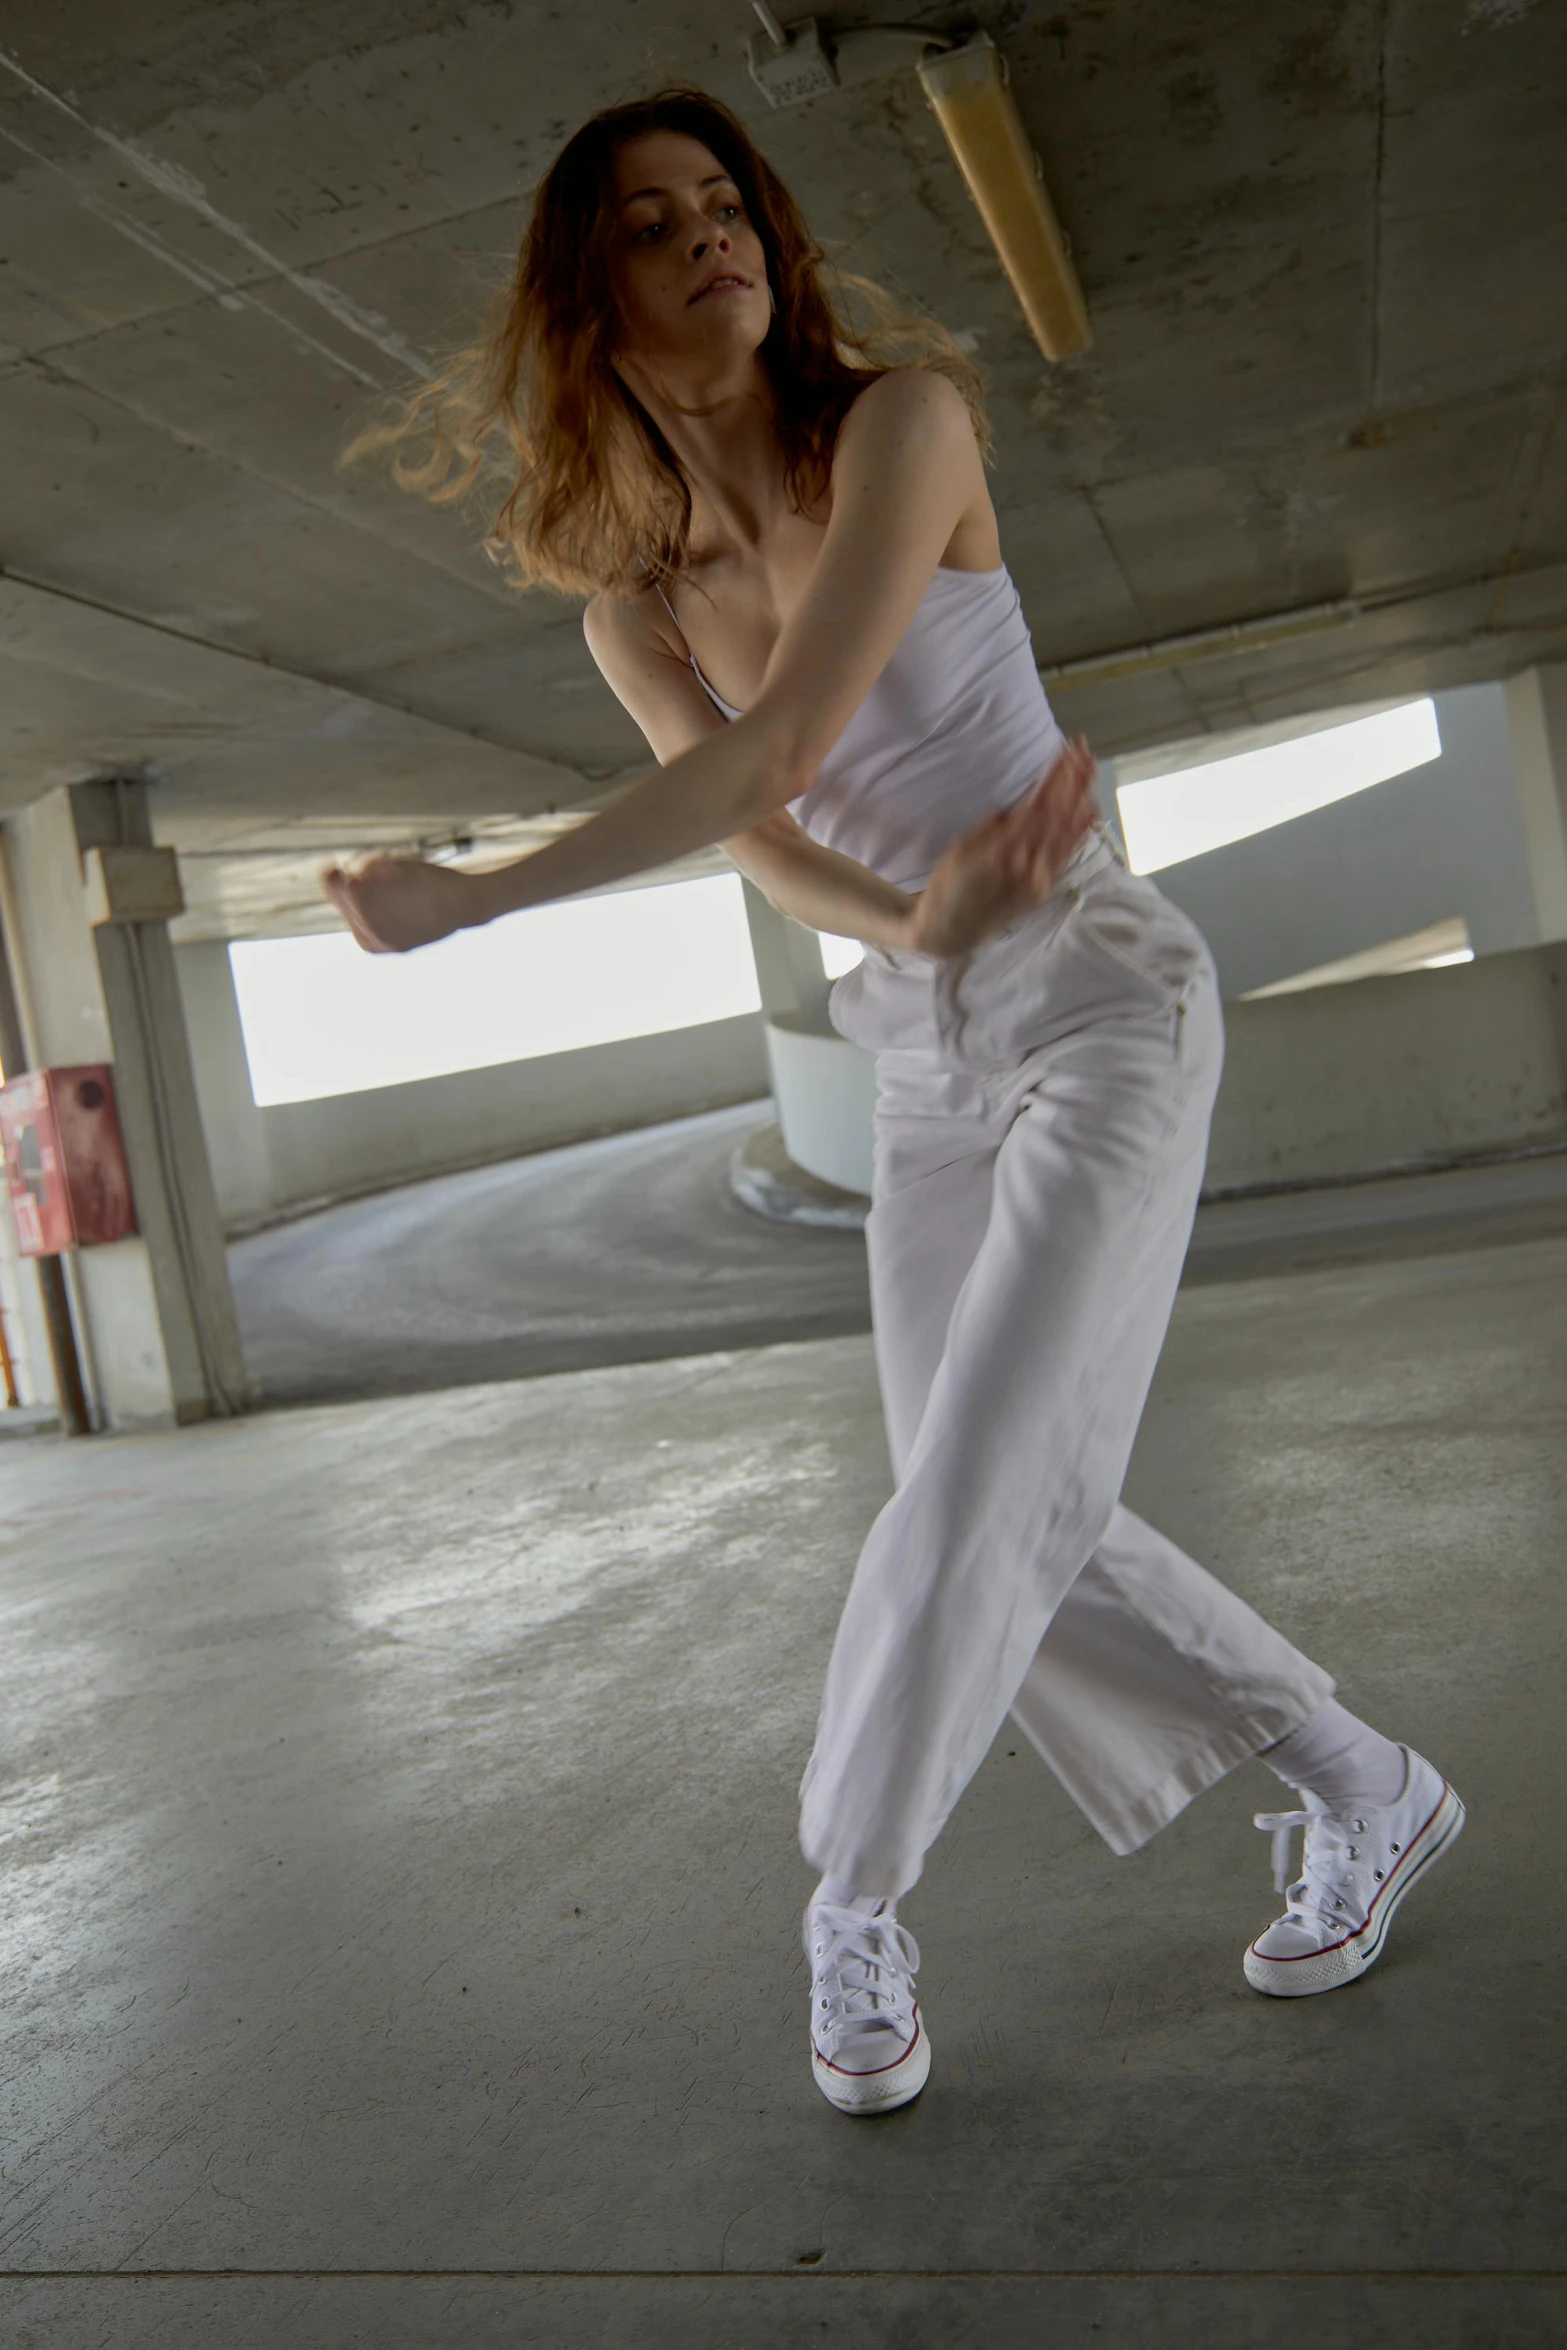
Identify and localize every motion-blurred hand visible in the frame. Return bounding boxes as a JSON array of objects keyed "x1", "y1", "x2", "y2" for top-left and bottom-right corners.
[
  {"x1": 905, "y1": 735, "x2": 1099, "y2": 959},
  {"x1": 320, "y1": 852, "x2": 484, "y2": 954}
]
